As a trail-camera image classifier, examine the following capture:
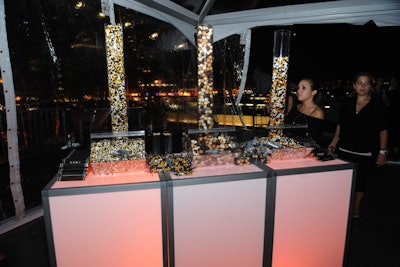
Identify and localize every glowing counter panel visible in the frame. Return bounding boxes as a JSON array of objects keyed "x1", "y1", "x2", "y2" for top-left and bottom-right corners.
[
  {"x1": 166, "y1": 163, "x2": 270, "y2": 267},
  {"x1": 266, "y1": 158, "x2": 355, "y2": 267},
  {"x1": 42, "y1": 170, "x2": 167, "y2": 267}
]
